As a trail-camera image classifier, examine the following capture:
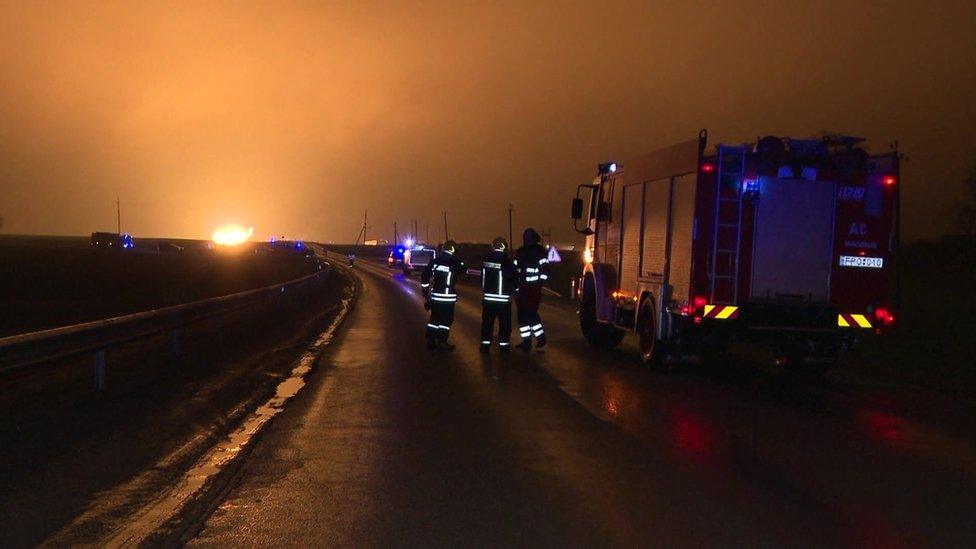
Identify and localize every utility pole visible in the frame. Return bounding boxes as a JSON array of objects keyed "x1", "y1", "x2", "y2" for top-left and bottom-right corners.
[
  {"x1": 507, "y1": 203, "x2": 514, "y2": 250},
  {"x1": 442, "y1": 211, "x2": 449, "y2": 243},
  {"x1": 116, "y1": 197, "x2": 121, "y2": 234},
  {"x1": 426, "y1": 223, "x2": 430, "y2": 244},
  {"x1": 355, "y1": 210, "x2": 368, "y2": 244},
  {"x1": 393, "y1": 221, "x2": 398, "y2": 245},
  {"x1": 412, "y1": 219, "x2": 418, "y2": 243}
]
